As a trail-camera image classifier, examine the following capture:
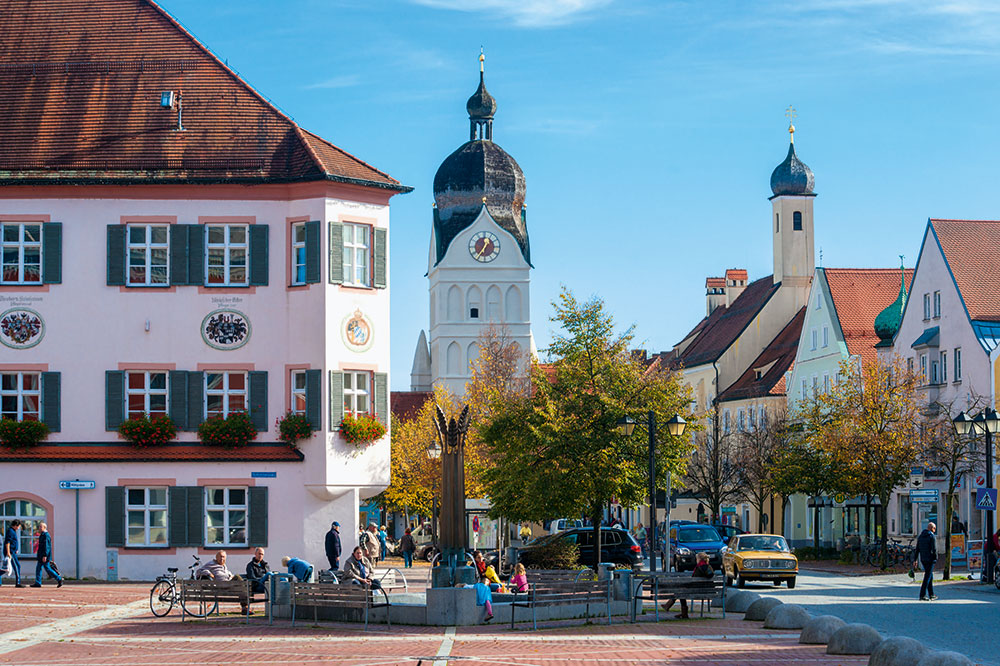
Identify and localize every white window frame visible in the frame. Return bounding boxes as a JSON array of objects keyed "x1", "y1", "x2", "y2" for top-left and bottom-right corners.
[
  {"x1": 923, "y1": 294, "x2": 931, "y2": 320},
  {"x1": 931, "y1": 360, "x2": 940, "y2": 384},
  {"x1": 291, "y1": 222, "x2": 307, "y2": 286},
  {"x1": 738, "y1": 410, "x2": 745, "y2": 432},
  {"x1": 933, "y1": 291, "x2": 941, "y2": 318},
  {"x1": 204, "y1": 371, "x2": 248, "y2": 419},
  {"x1": 125, "y1": 371, "x2": 169, "y2": 419},
  {"x1": 205, "y1": 224, "x2": 249, "y2": 287},
  {"x1": 204, "y1": 487, "x2": 248, "y2": 548},
  {"x1": 0, "y1": 499, "x2": 46, "y2": 557},
  {"x1": 801, "y1": 379, "x2": 807, "y2": 400},
  {"x1": 0, "y1": 372, "x2": 40, "y2": 421},
  {"x1": 815, "y1": 291, "x2": 822, "y2": 310},
  {"x1": 940, "y1": 351, "x2": 947, "y2": 384},
  {"x1": 126, "y1": 224, "x2": 169, "y2": 286},
  {"x1": 291, "y1": 369, "x2": 307, "y2": 415},
  {"x1": 343, "y1": 370, "x2": 371, "y2": 415},
  {"x1": 810, "y1": 329, "x2": 818, "y2": 351},
  {"x1": 812, "y1": 374, "x2": 819, "y2": 397},
  {"x1": 0, "y1": 222, "x2": 42, "y2": 285},
  {"x1": 125, "y1": 487, "x2": 168, "y2": 548},
  {"x1": 920, "y1": 355, "x2": 928, "y2": 383},
  {"x1": 823, "y1": 373, "x2": 830, "y2": 393},
  {"x1": 342, "y1": 223, "x2": 370, "y2": 287},
  {"x1": 822, "y1": 326, "x2": 829, "y2": 348},
  {"x1": 954, "y1": 348, "x2": 962, "y2": 381}
]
